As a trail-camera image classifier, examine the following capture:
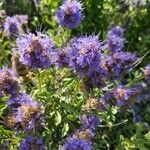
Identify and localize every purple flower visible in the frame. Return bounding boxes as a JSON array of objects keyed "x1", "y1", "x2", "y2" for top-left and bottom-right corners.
[
  {"x1": 0, "y1": 67, "x2": 19, "y2": 96},
  {"x1": 144, "y1": 64, "x2": 150, "y2": 83},
  {"x1": 107, "y1": 26, "x2": 124, "y2": 38},
  {"x1": 80, "y1": 114, "x2": 101, "y2": 129},
  {"x1": 7, "y1": 92, "x2": 34, "y2": 109},
  {"x1": 51, "y1": 48, "x2": 69, "y2": 68},
  {"x1": 61, "y1": 138, "x2": 92, "y2": 150},
  {"x1": 102, "y1": 85, "x2": 142, "y2": 108},
  {"x1": 107, "y1": 35, "x2": 124, "y2": 52},
  {"x1": 68, "y1": 35, "x2": 102, "y2": 77},
  {"x1": 102, "y1": 51, "x2": 138, "y2": 79},
  {"x1": 15, "y1": 102, "x2": 44, "y2": 131},
  {"x1": 106, "y1": 26, "x2": 125, "y2": 52},
  {"x1": 56, "y1": 0, "x2": 83, "y2": 29},
  {"x1": 84, "y1": 68, "x2": 107, "y2": 88},
  {"x1": 19, "y1": 135, "x2": 45, "y2": 150},
  {"x1": 61, "y1": 122, "x2": 94, "y2": 150},
  {"x1": 4, "y1": 16, "x2": 20, "y2": 38},
  {"x1": 16, "y1": 32, "x2": 54, "y2": 69},
  {"x1": 71, "y1": 127, "x2": 95, "y2": 142},
  {"x1": 112, "y1": 85, "x2": 134, "y2": 106}
]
